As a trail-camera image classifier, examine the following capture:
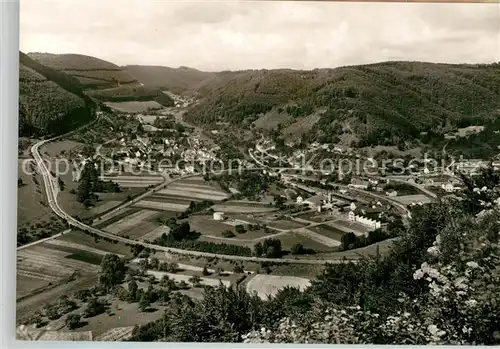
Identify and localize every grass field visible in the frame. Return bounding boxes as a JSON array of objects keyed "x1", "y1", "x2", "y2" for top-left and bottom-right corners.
[
  {"x1": 309, "y1": 224, "x2": 346, "y2": 242},
  {"x1": 294, "y1": 228, "x2": 341, "y2": 248},
  {"x1": 266, "y1": 219, "x2": 308, "y2": 230},
  {"x1": 188, "y1": 215, "x2": 236, "y2": 237},
  {"x1": 245, "y1": 274, "x2": 311, "y2": 300},
  {"x1": 278, "y1": 232, "x2": 333, "y2": 253},
  {"x1": 327, "y1": 219, "x2": 370, "y2": 235},
  {"x1": 138, "y1": 225, "x2": 170, "y2": 242},
  {"x1": 39, "y1": 140, "x2": 84, "y2": 158}
]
